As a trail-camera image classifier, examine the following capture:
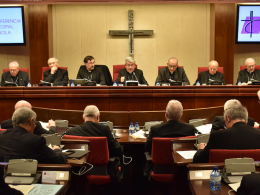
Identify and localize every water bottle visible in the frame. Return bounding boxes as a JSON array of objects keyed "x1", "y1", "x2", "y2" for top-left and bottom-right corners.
[
  {"x1": 210, "y1": 166, "x2": 221, "y2": 191},
  {"x1": 129, "y1": 122, "x2": 134, "y2": 135},
  {"x1": 113, "y1": 81, "x2": 117, "y2": 86},
  {"x1": 71, "y1": 82, "x2": 75, "y2": 87},
  {"x1": 156, "y1": 82, "x2": 160, "y2": 86},
  {"x1": 134, "y1": 122, "x2": 139, "y2": 133},
  {"x1": 27, "y1": 82, "x2": 31, "y2": 87},
  {"x1": 238, "y1": 81, "x2": 241, "y2": 86},
  {"x1": 196, "y1": 81, "x2": 200, "y2": 86}
]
